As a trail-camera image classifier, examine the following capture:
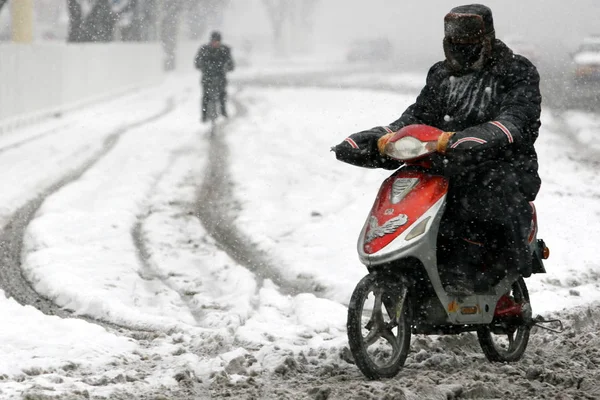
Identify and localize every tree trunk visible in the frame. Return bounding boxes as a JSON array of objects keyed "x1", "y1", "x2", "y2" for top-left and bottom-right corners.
[
  {"x1": 160, "y1": 0, "x2": 184, "y2": 71},
  {"x1": 67, "y1": 0, "x2": 84, "y2": 42},
  {"x1": 85, "y1": 0, "x2": 117, "y2": 42},
  {"x1": 262, "y1": 0, "x2": 292, "y2": 57},
  {"x1": 67, "y1": 0, "x2": 119, "y2": 42},
  {"x1": 184, "y1": 0, "x2": 229, "y2": 41},
  {"x1": 139, "y1": 0, "x2": 159, "y2": 41}
]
